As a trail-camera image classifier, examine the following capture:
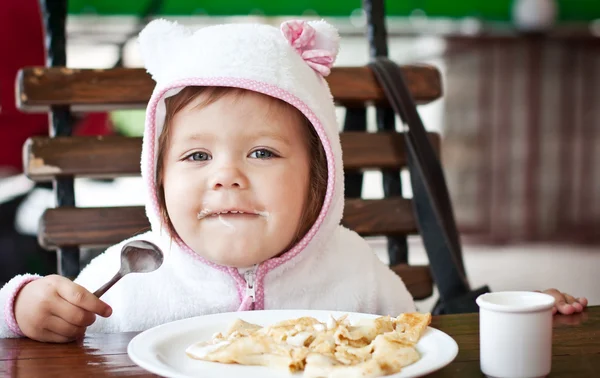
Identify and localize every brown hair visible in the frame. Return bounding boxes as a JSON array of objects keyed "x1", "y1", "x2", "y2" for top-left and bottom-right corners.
[{"x1": 156, "y1": 86, "x2": 328, "y2": 250}]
